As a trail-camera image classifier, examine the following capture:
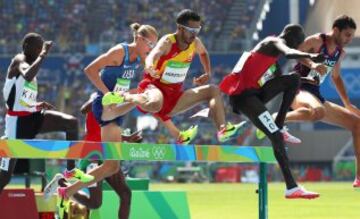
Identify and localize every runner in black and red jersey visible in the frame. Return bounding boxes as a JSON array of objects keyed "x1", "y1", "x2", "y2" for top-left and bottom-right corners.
[{"x1": 220, "y1": 24, "x2": 324, "y2": 199}]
